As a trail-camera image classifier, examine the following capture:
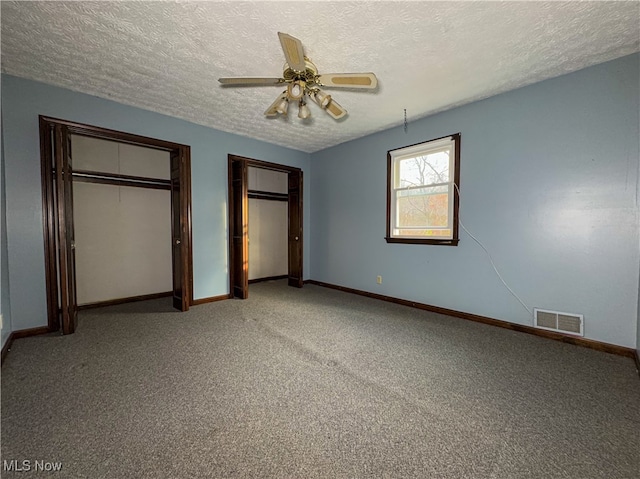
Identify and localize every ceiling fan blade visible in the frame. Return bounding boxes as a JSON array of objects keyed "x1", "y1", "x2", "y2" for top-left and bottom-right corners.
[
  {"x1": 264, "y1": 92, "x2": 288, "y2": 117},
  {"x1": 325, "y1": 97, "x2": 348, "y2": 120},
  {"x1": 219, "y1": 77, "x2": 284, "y2": 86},
  {"x1": 317, "y1": 73, "x2": 378, "y2": 89},
  {"x1": 277, "y1": 32, "x2": 306, "y2": 72}
]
